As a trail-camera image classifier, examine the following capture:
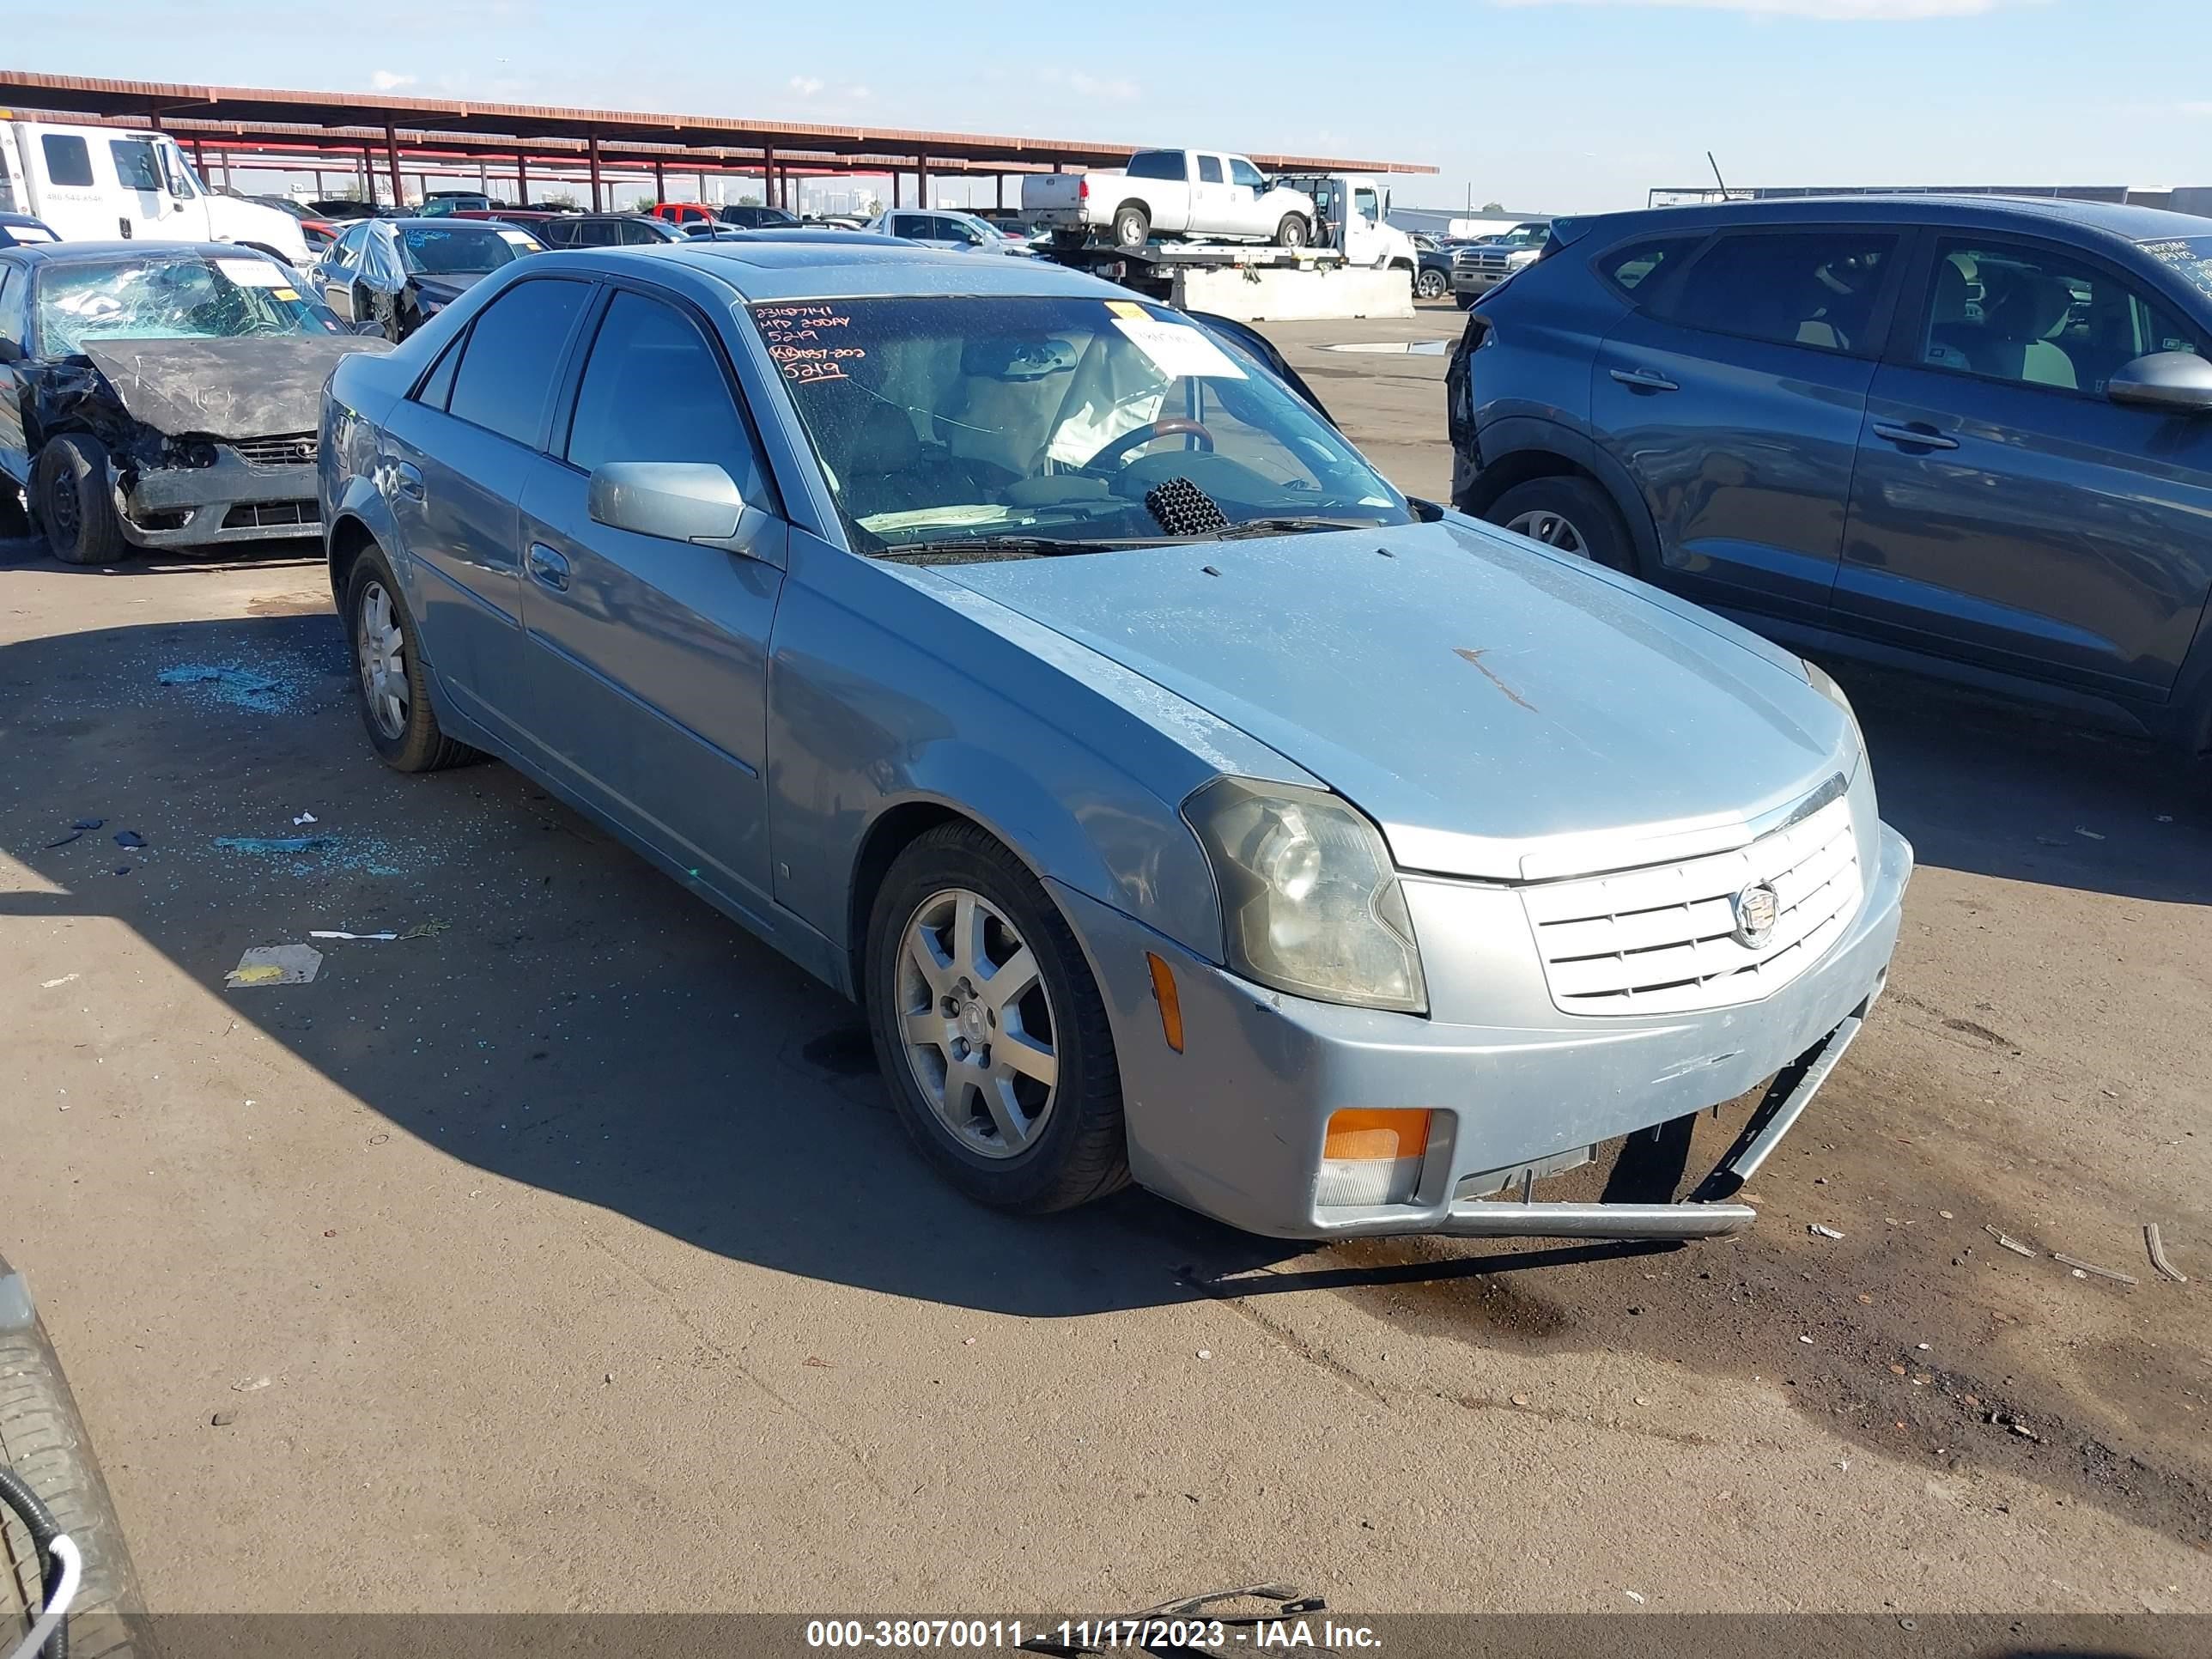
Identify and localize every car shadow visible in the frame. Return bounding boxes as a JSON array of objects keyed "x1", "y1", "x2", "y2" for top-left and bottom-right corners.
[
  {"x1": 1833, "y1": 659, "x2": 2212, "y2": 906},
  {"x1": 6, "y1": 612, "x2": 2203, "y2": 1326},
  {"x1": 0, "y1": 533, "x2": 325, "y2": 575}
]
